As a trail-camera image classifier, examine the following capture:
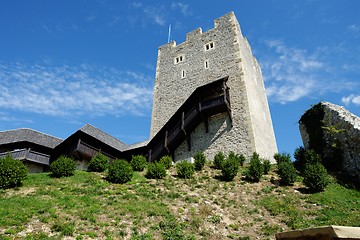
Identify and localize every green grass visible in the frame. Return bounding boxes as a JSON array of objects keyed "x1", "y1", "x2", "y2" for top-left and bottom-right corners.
[{"x1": 0, "y1": 167, "x2": 359, "y2": 239}]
